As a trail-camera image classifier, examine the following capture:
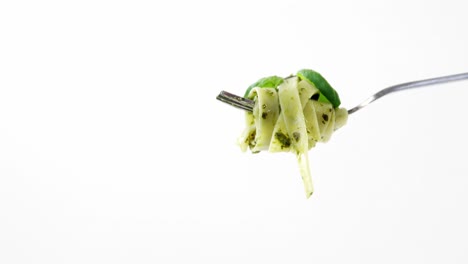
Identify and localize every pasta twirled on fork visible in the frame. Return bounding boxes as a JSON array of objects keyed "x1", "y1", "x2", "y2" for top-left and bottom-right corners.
[{"x1": 238, "y1": 75, "x2": 347, "y2": 198}]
